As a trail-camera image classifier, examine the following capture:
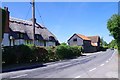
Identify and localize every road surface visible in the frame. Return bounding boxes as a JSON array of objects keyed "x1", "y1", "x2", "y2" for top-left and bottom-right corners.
[{"x1": 1, "y1": 49, "x2": 118, "y2": 79}]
